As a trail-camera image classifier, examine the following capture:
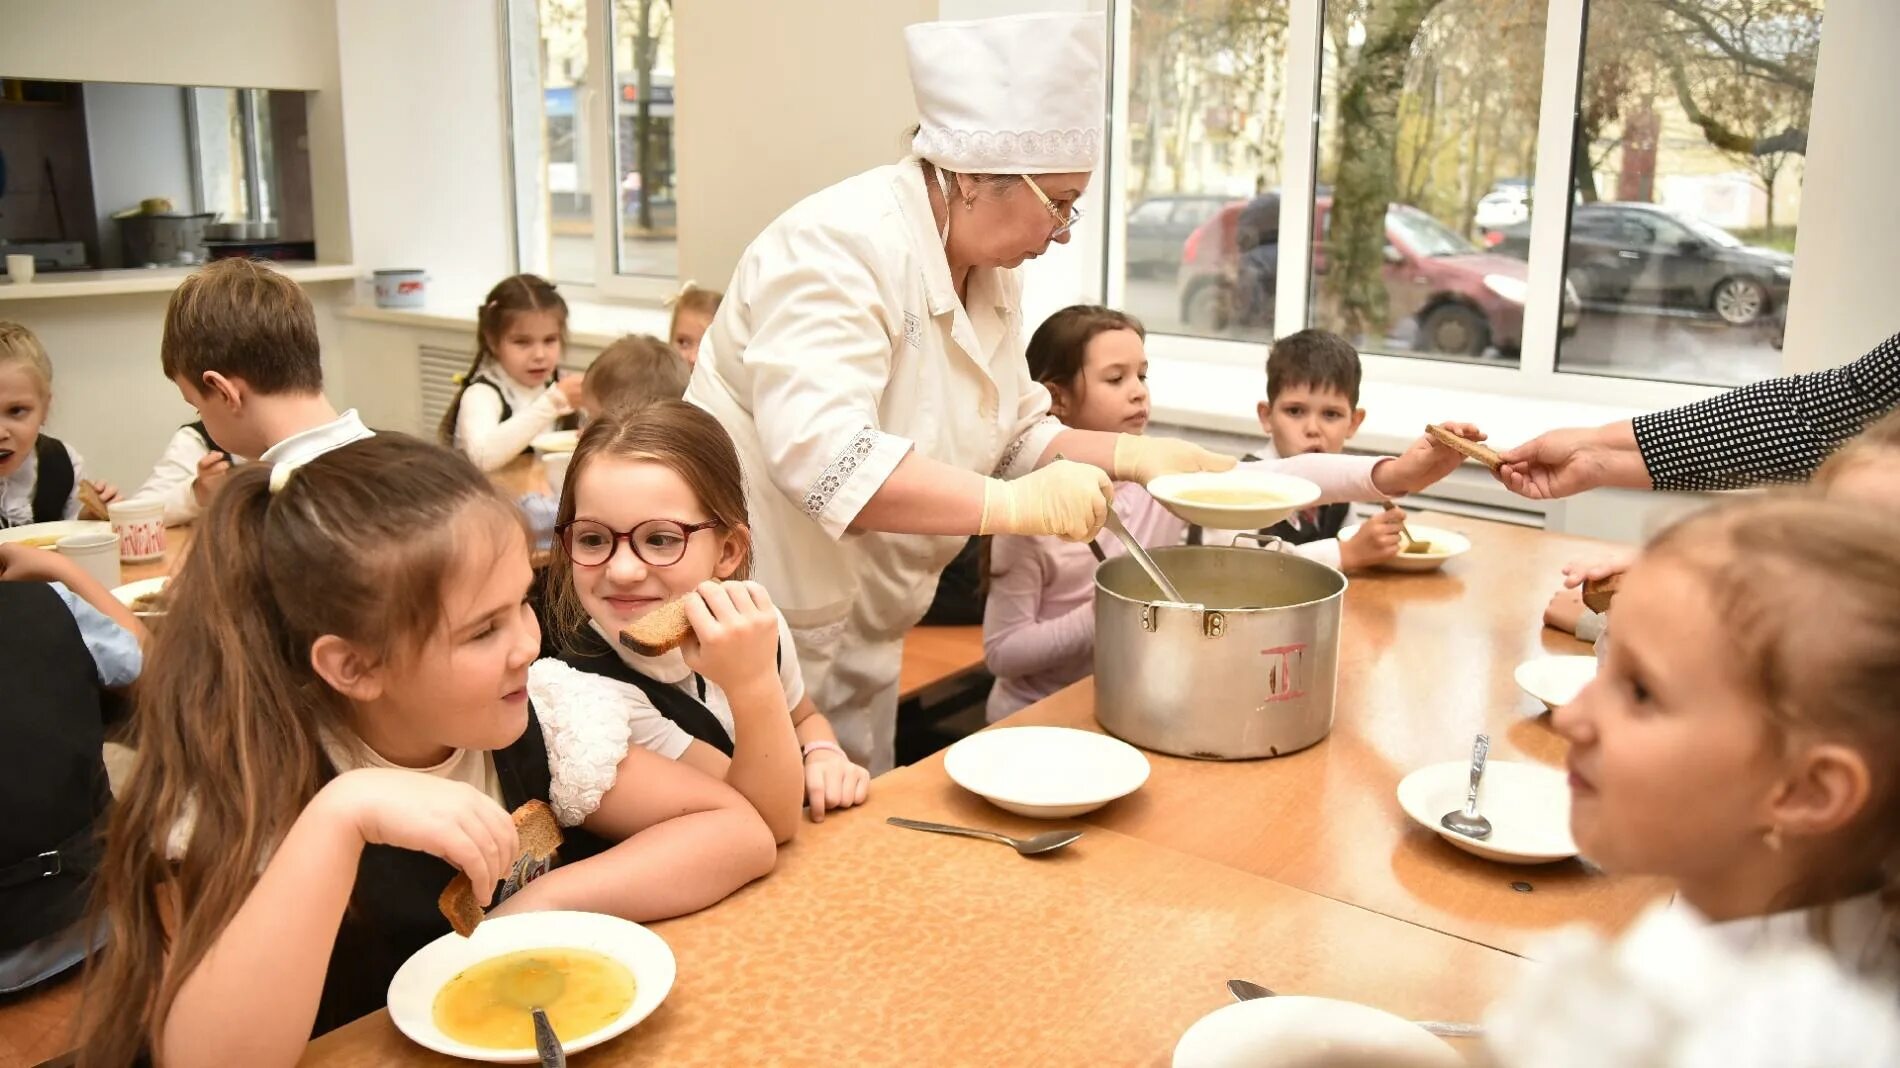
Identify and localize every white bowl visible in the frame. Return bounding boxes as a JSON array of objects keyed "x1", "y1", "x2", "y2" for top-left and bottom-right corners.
[
  {"x1": 0, "y1": 519, "x2": 111, "y2": 549},
  {"x1": 531, "y1": 430, "x2": 580, "y2": 454},
  {"x1": 111, "y1": 576, "x2": 170, "y2": 619},
  {"x1": 1397, "y1": 759, "x2": 1577, "y2": 864},
  {"x1": 943, "y1": 726, "x2": 1150, "y2": 819},
  {"x1": 1514, "y1": 655, "x2": 1597, "y2": 712},
  {"x1": 1147, "y1": 470, "x2": 1321, "y2": 530},
  {"x1": 1174, "y1": 995, "x2": 1461, "y2": 1068},
  {"x1": 387, "y1": 910, "x2": 675, "y2": 1064},
  {"x1": 1338, "y1": 522, "x2": 1471, "y2": 572}
]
